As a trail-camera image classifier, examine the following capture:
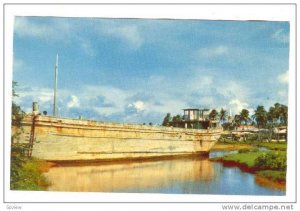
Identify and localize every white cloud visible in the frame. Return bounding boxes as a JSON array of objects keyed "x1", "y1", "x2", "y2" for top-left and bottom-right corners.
[
  {"x1": 278, "y1": 71, "x2": 289, "y2": 84},
  {"x1": 198, "y1": 96, "x2": 215, "y2": 106},
  {"x1": 128, "y1": 100, "x2": 146, "y2": 112},
  {"x1": 229, "y1": 99, "x2": 249, "y2": 115},
  {"x1": 197, "y1": 45, "x2": 228, "y2": 58},
  {"x1": 272, "y1": 29, "x2": 289, "y2": 44},
  {"x1": 93, "y1": 107, "x2": 119, "y2": 117},
  {"x1": 15, "y1": 87, "x2": 54, "y2": 113},
  {"x1": 14, "y1": 17, "x2": 96, "y2": 58},
  {"x1": 67, "y1": 95, "x2": 80, "y2": 108},
  {"x1": 14, "y1": 17, "x2": 73, "y2": 41},
  {"x1": 217, "y1": 80, "x2": 249, "y2": 99},
  {"x1": 148, "y1": 97, "x2": 187, "y2": 116},
  {"x1": 14, "y1": 67, "x2": 257, "y2": 124},
  {"x1": 14, "y1": 17, "x2": 55, "y2": 38},
  {"x1": 83, "y1": 85, "x2": 129, "y2": 115},
  {"x1": 18, "y1": 87, "x2": 53, "y2": 103},
  {"x1": 101, "y1": 24, "x2": 143, "y2": 49}
]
